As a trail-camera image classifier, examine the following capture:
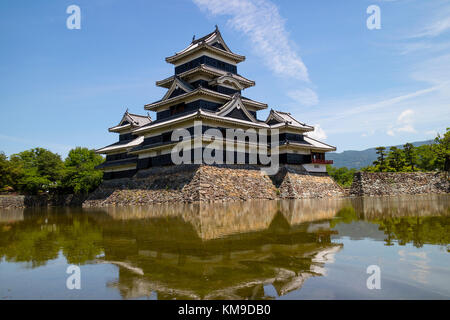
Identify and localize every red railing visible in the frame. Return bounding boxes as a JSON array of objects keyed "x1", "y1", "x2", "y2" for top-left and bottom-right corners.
[{"x1": 311, "y1": 159, "x2": 333, "y2": 164}]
